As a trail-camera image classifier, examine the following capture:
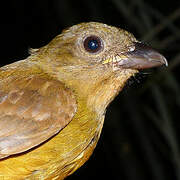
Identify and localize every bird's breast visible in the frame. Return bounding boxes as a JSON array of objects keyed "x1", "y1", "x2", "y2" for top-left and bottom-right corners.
[{"x1": 0, "y1": 100, "x2": 104, "y2": 180}]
